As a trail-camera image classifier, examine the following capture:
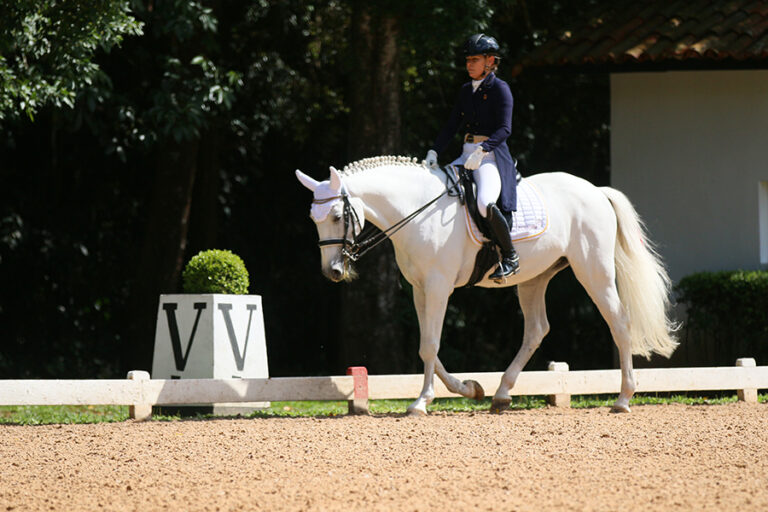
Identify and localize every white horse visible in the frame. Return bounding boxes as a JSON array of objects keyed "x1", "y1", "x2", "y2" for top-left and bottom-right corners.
[{"x1": 296, "y1": 156, "x2": 678, "y2": 415}]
